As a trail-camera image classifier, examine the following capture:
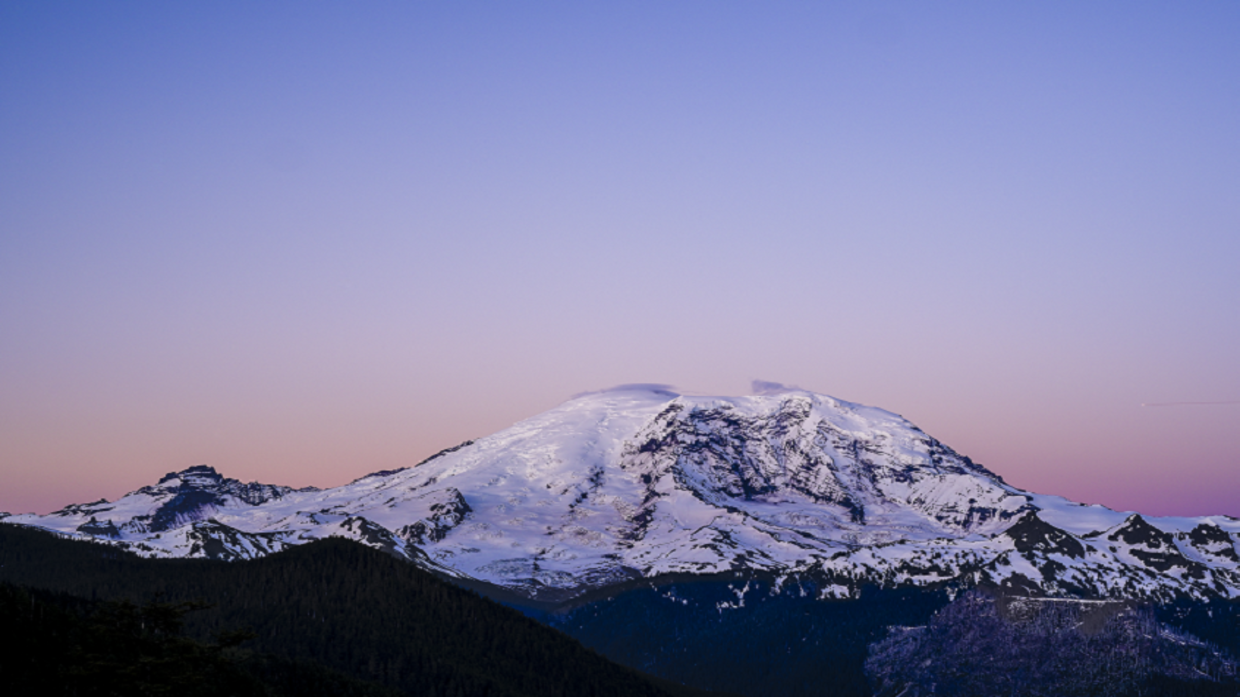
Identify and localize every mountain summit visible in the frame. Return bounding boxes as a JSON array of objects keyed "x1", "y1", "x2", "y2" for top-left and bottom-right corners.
[{"x1": 7, "y1": 386, "x2": 1239, "y2": 602}]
